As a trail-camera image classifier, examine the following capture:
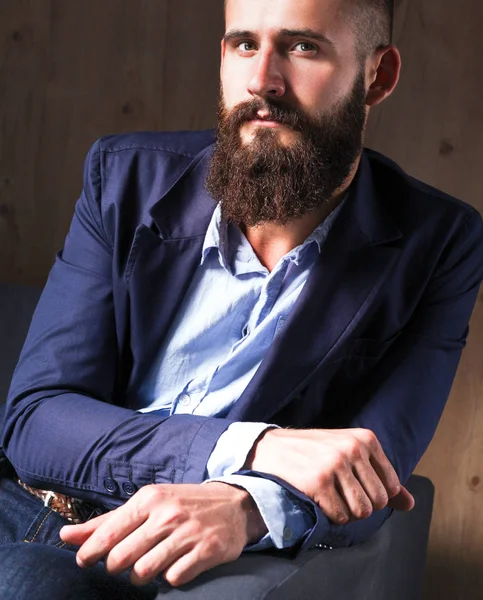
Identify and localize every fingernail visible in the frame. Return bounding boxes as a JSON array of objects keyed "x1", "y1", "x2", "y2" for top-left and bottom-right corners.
[{"x1": 76, "y1": 556, "x2": 87, "y2": 569}]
